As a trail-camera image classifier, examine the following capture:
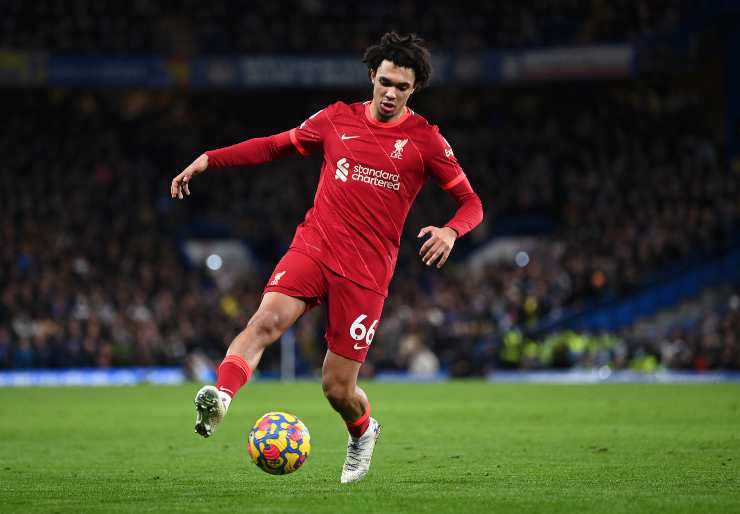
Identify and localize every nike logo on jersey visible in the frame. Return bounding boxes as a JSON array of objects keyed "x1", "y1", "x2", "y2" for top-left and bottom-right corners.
[
  {"x1": 341, "y1": 134, "x2": 360, "y2": 141},
  {"x1": 353, "y1": 343, "x2": 370, "y2": 350}
]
